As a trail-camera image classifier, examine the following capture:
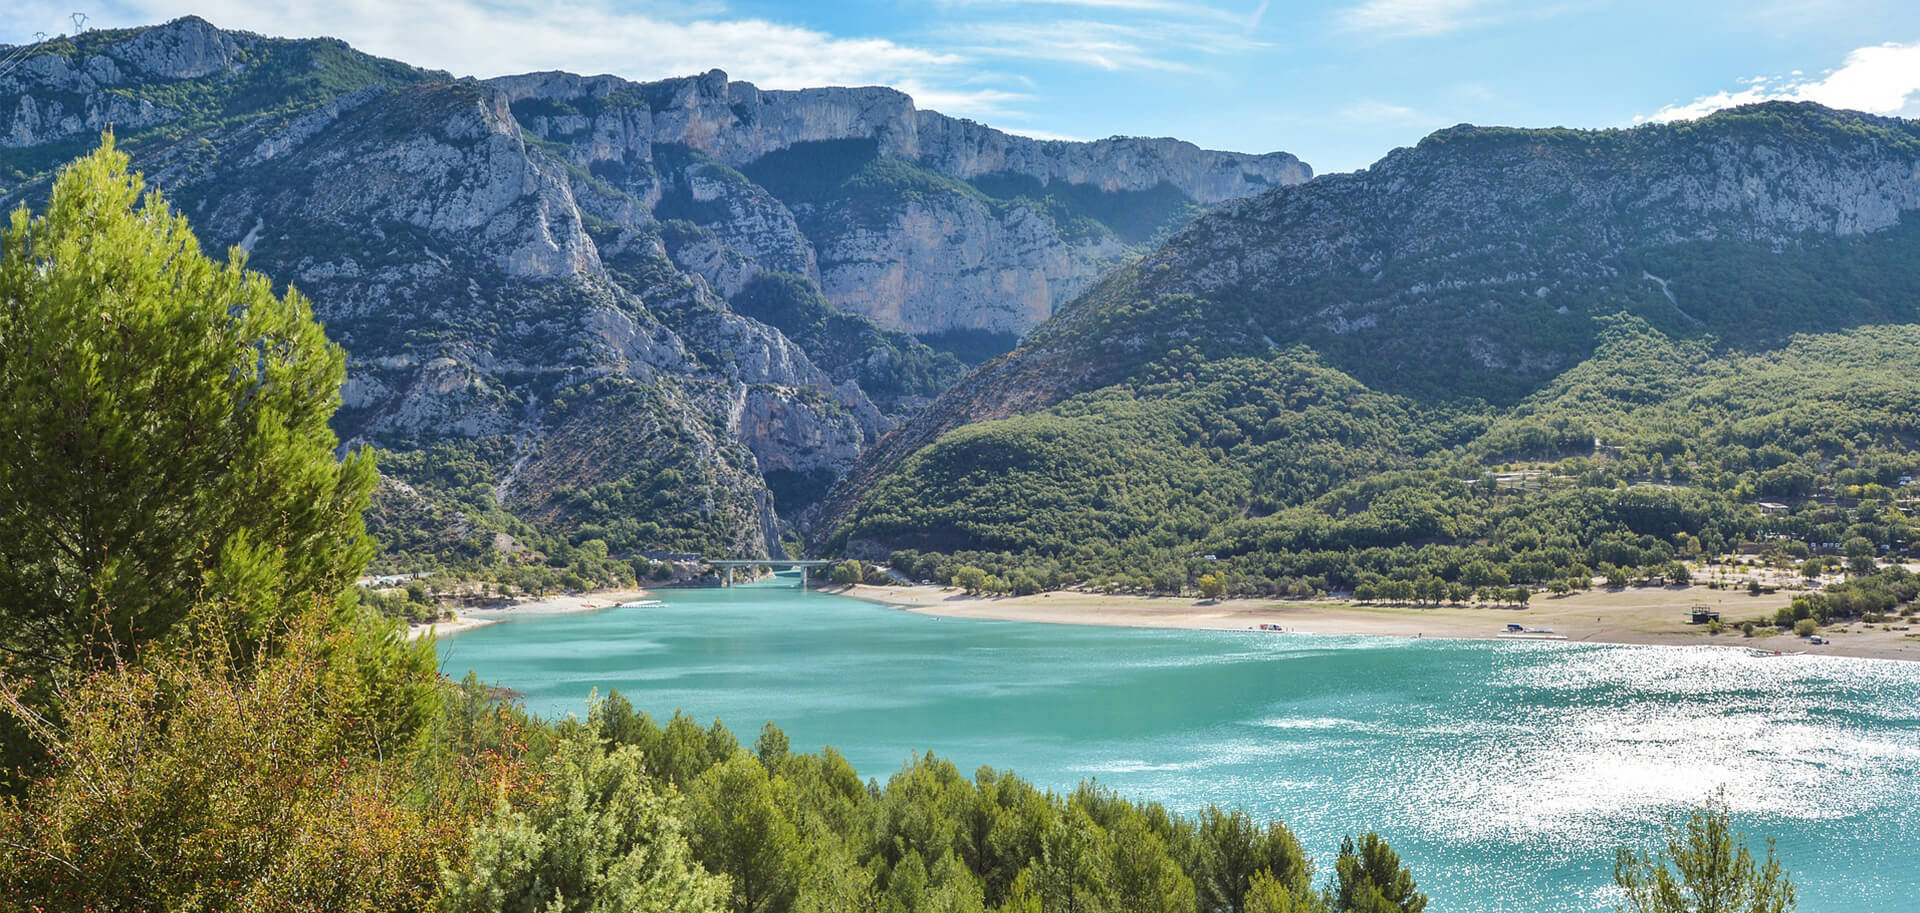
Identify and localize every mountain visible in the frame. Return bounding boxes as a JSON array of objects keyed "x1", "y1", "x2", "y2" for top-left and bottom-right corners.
[
  {"x1": 0, "y1": 17, "x2": 1305, "y2": 573},
  {"x1": 823, "y1": 103, "x2": 1920, "y2": 591},
  {"x1": 494, "y1": 68, "x2": 1310, "y2": 342}
]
